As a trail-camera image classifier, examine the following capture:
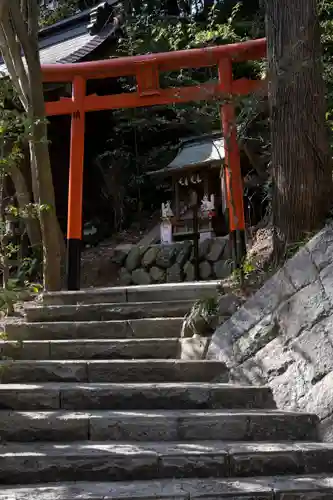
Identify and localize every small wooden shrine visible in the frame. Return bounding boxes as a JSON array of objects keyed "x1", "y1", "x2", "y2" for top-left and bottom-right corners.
[{"x1": 151, "y1": 132, "x2": 228, "y2": 244}]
